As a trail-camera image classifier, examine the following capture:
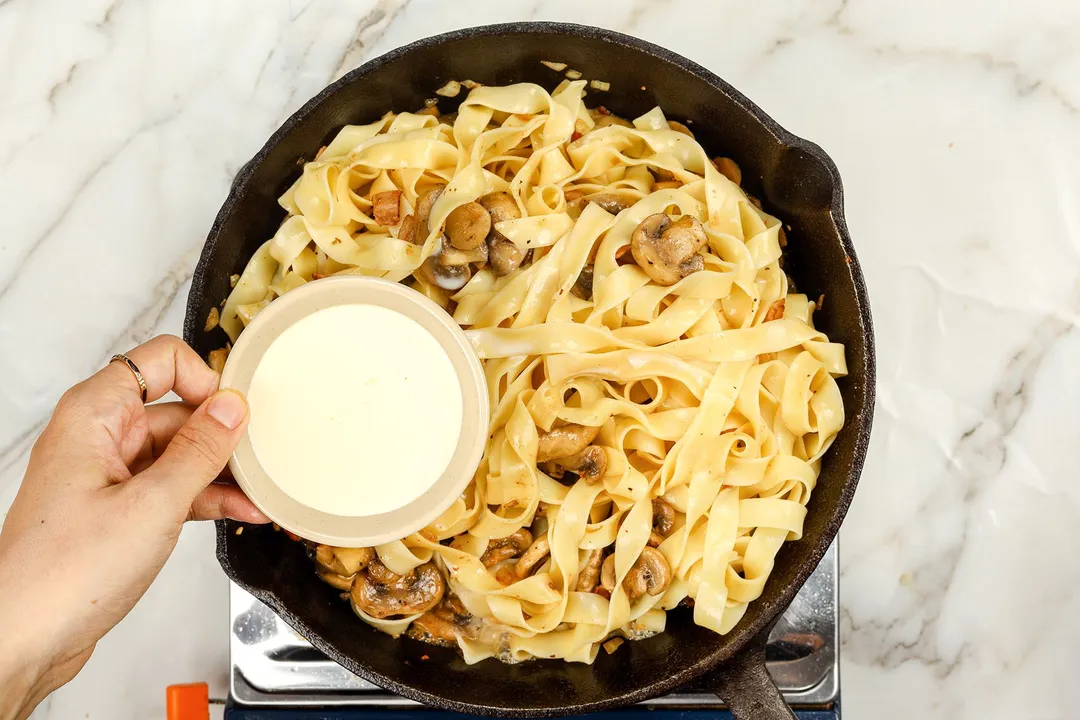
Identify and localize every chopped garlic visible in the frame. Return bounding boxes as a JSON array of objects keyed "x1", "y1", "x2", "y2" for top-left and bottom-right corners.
[
  {"x1": 435, "y1": 80, "x2": 462, "y2": 97},
  {"x1": 589, "y1": 79, "x2": 610, "y2": 92},
  {"x1": 204, "y1": 306, "x2": 220, "y2": 332},
  {"x1": 564, "y1": 69, "x2": 583, "y2": 80},
  {"x1": 461, "y1": 79, "x2": 481, "y2": 89},
  {"x1": 541, "y1": 60, "x2": 567, "y2": 72}
]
